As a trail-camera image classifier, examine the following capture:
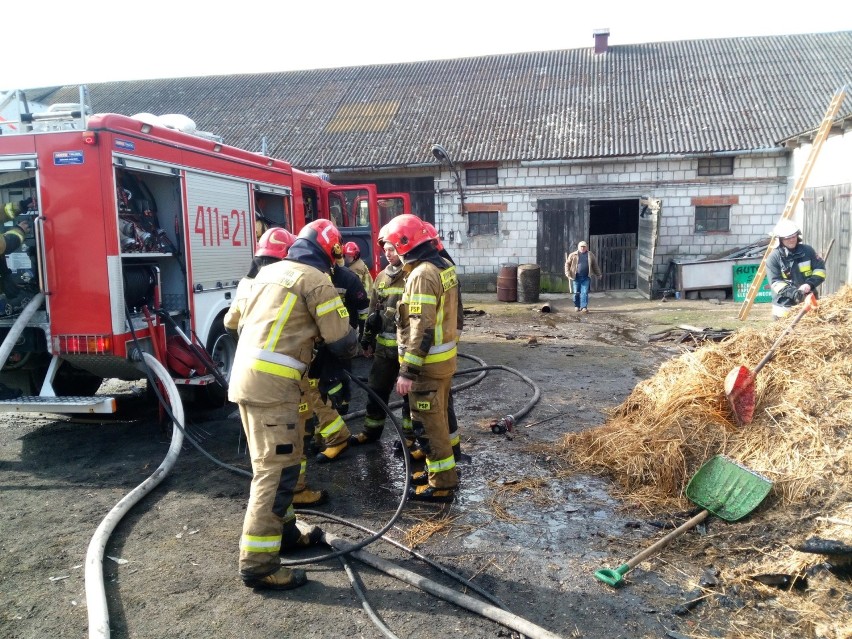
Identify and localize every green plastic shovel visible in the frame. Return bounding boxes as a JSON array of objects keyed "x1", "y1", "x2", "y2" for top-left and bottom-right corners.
[{"x1": 594, "y1": 455, "x2": 772, "y2": 587}]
